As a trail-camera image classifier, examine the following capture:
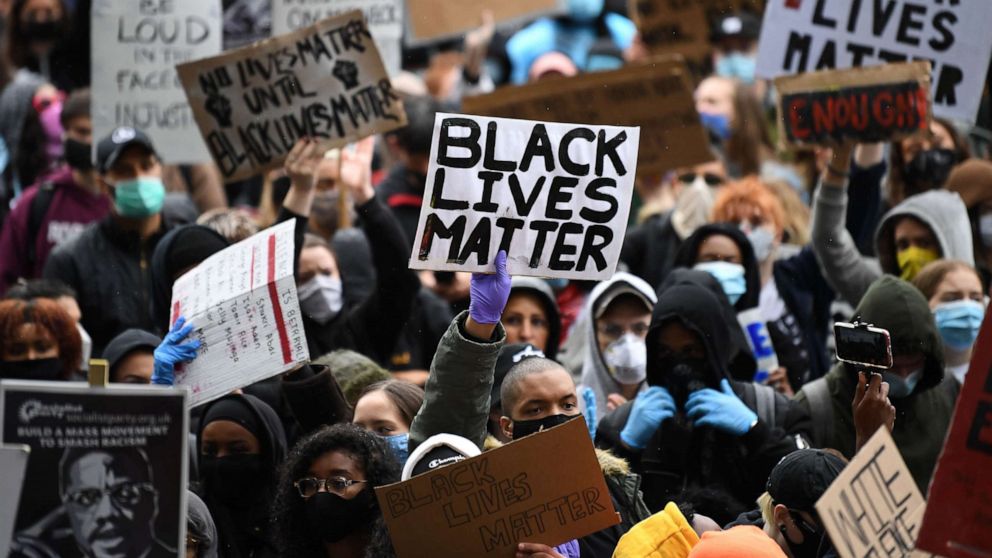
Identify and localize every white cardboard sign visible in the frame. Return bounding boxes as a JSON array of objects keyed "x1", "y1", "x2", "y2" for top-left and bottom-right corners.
[
  {"x1": 755, "y1": 0, "x2": 992, "y2": 124},
  {"x1": 91, "y1": 0, "x2": 222, "y2": 163},
  {"x1": 409, "y1": 113, "x2": 640, "y2": 280},
  {"x1": 272, "y1": 0, "x2": 403, "y2": 76},
  {"x1": 737, "y1": 308, "x2": 779, "y2": 384},
  {"x1": 170, "y1": 220, "x2": 309, "y2": 406}
]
